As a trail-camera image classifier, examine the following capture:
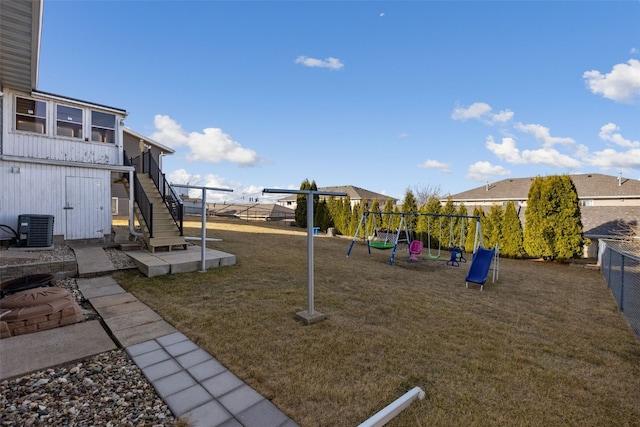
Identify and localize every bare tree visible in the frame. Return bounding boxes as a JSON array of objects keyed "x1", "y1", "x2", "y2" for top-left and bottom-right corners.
[{"x1": 412, "y1": 184, "x2": 442, "y2": 207}]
